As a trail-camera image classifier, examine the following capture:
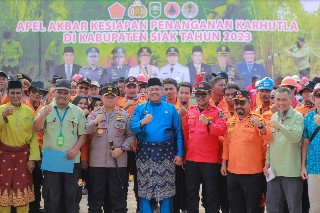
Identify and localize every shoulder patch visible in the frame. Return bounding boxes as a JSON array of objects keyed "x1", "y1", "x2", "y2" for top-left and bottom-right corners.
[{"x1": 218, "y1": 111, "x2": 225, "y2": 118}]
